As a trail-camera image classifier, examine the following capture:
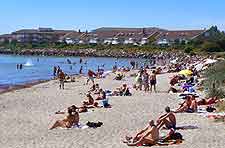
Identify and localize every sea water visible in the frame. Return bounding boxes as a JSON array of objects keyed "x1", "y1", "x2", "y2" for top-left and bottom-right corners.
[{"x1": 0, "y1": 54, "x2": 147, "y2": 86}]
